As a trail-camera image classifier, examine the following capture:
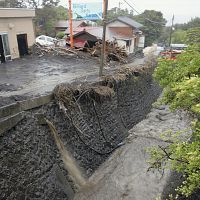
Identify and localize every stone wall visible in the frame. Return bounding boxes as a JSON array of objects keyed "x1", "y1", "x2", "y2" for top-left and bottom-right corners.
[{"x1": 0, "y1": 66, "x2": 161, "y2": 200}]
